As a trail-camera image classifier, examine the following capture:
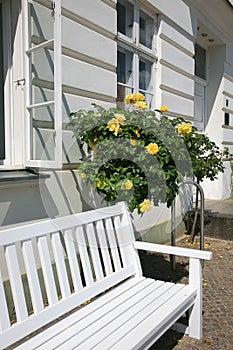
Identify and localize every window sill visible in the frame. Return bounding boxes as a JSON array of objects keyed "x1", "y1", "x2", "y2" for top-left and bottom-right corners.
[
  {"x1": 0, "y1": 170, "x2": 50, "y2": 185},
  {"x1": 222, "y1": 124, "x2": 233, "y2": 130}
]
